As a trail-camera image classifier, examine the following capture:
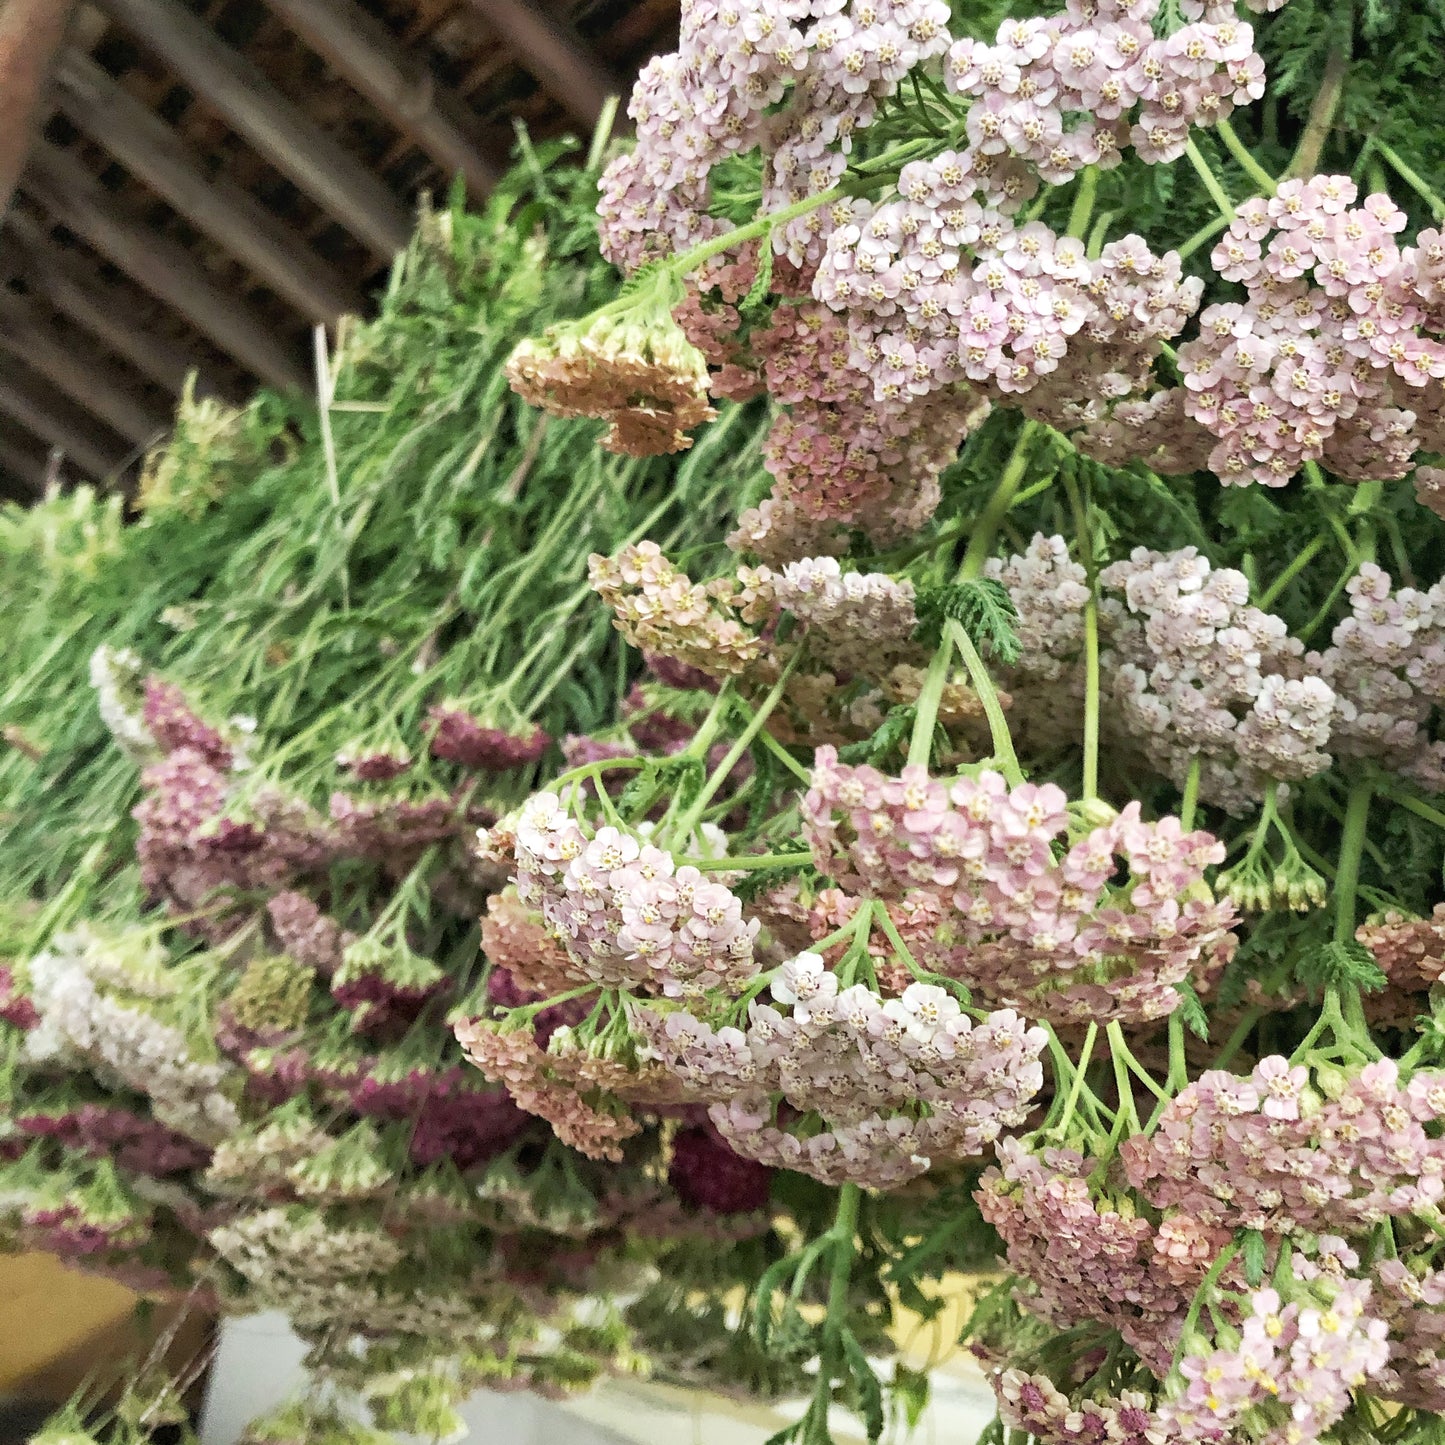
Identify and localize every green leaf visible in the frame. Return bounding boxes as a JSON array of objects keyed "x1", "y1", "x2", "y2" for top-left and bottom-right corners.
[
  {"x1": 1242, "y1": 1228, "x2": 1268, "y2": 1287},
  {"x1": 892, "y1": 1364, "x2": 931, "y2": 1431},
  {"x1": 841, "y1": 1329, "x2": 886, "y2": 1442},
  {"x1": 741, "y1": 244, "x2": 776, "y2": 318},
  {"x1": 914, "y1": 578, "x2": 1021, "y2": 664},
  {"x1": 838, "y1": 704, "x2": 914, "y2": 768},
  {"x1": 753, "y1": 1250, "x2": 804, "y2": 1352},
  {"x1": 1296, "y1": 939, "x2": 1389, "y2": 994},
  {"x1": 1173, "y1": 980, "x2": 1210, "y2": 1040},
  {"x1": 763, "y1": 1424, "x2": 803, "y2": 1445}
]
